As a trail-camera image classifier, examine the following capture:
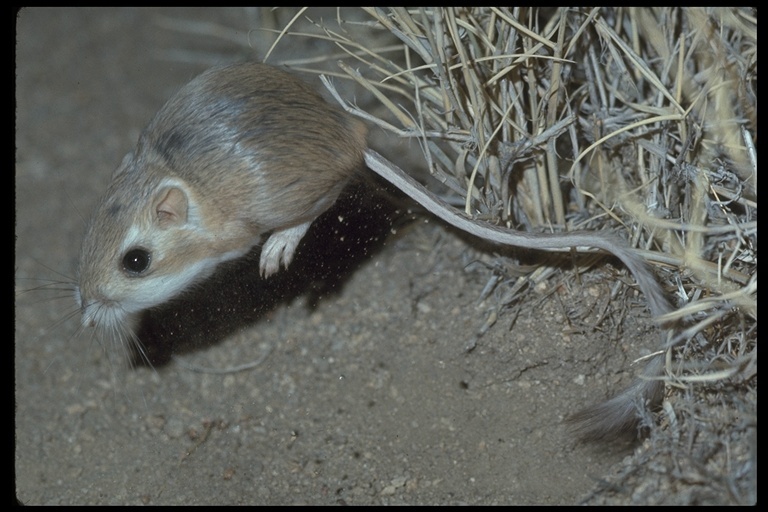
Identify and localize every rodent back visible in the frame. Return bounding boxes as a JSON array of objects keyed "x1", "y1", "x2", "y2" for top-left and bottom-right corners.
[{"x1": 139, "y1": 62, "x2": 368, "y2": 231}]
